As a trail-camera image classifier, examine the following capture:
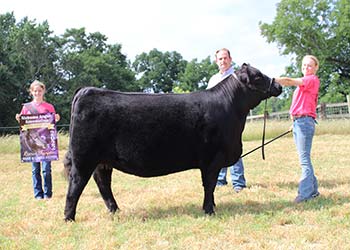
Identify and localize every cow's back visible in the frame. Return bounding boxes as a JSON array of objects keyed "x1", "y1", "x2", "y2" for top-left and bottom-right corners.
[{"x1": 69, "y1": 87, "x2": 222, "y2": 177}]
